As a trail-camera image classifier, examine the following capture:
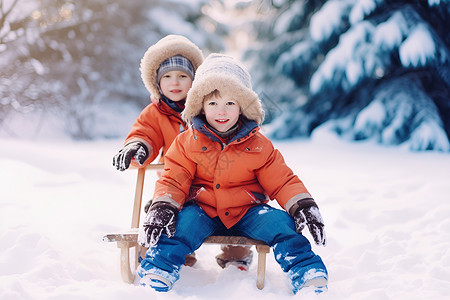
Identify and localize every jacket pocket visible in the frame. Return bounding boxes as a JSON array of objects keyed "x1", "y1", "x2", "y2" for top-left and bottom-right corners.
[
  {"x1": 244, "y1": 189, "x2": 269, "y2": 204},
  {"x1": 187, "y1": 185, "x2": 205, "y2": 202}
]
